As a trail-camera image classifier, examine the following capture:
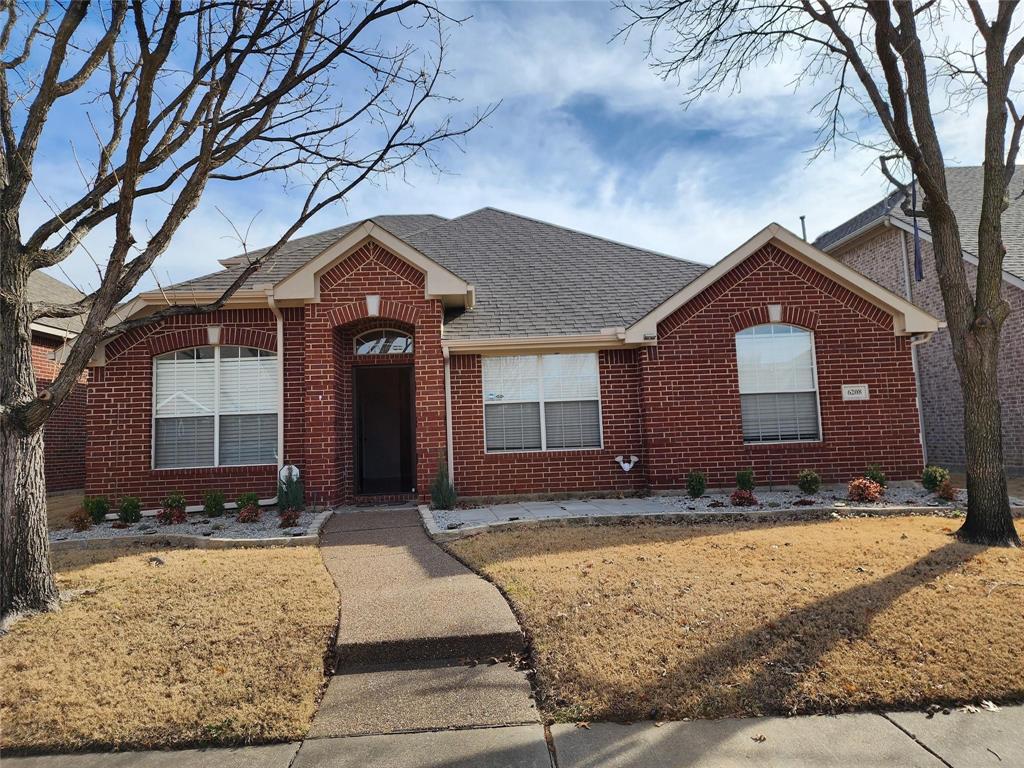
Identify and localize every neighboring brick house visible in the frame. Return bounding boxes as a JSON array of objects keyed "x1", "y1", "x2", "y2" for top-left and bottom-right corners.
[
  {"x1": 815, "y1": 166, "x2": 1024, "y2": 476},
  {"x1": 26, "y1": 272, "x2": 89, "y2": 493},
  {"x1": 84, "y1": 209, "x2": 938, "y2": 507}
]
